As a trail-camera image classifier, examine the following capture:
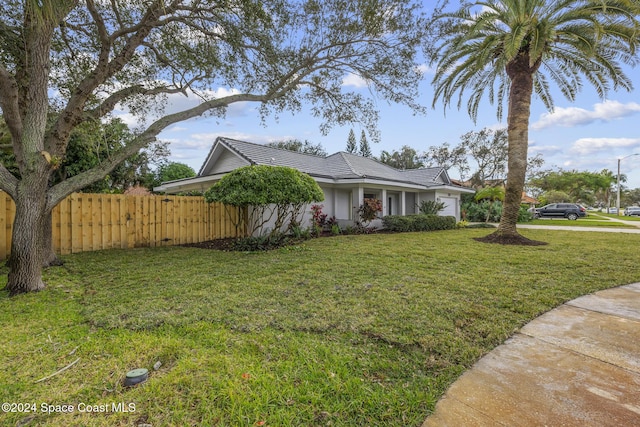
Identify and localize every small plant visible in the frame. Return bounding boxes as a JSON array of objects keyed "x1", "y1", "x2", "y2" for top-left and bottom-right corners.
[
  {"x1": 310, "y1": 204, "x2": 326, "y2": 237},
  {"x1": 310, "y1": 204, "x2": 328, "y2": 228},
  {"x1": 457, "y1": 220, "x2": 469, "y2": 228},
  {"x1": 342, "y1": 223, "x2": 371, "y2": 235},
  {"x1": 290, "y1": 225, "x2": 311, "y2": 239},
  {"x1": 416, "y1": 200, "x2": 446, "y2": 215},
  {"x1": 358, "y1": 198, "x2": 382, "y2": 226},
  {"x1": 330, "y1": 224, "x2": 342, "y2": 235}
]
